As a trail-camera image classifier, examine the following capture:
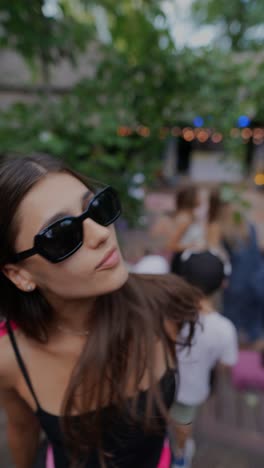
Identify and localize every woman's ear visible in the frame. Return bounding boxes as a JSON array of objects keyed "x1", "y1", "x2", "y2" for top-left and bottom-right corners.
[{"x1": 2, "y1": 264, "x2": 36, "y2": 293}]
